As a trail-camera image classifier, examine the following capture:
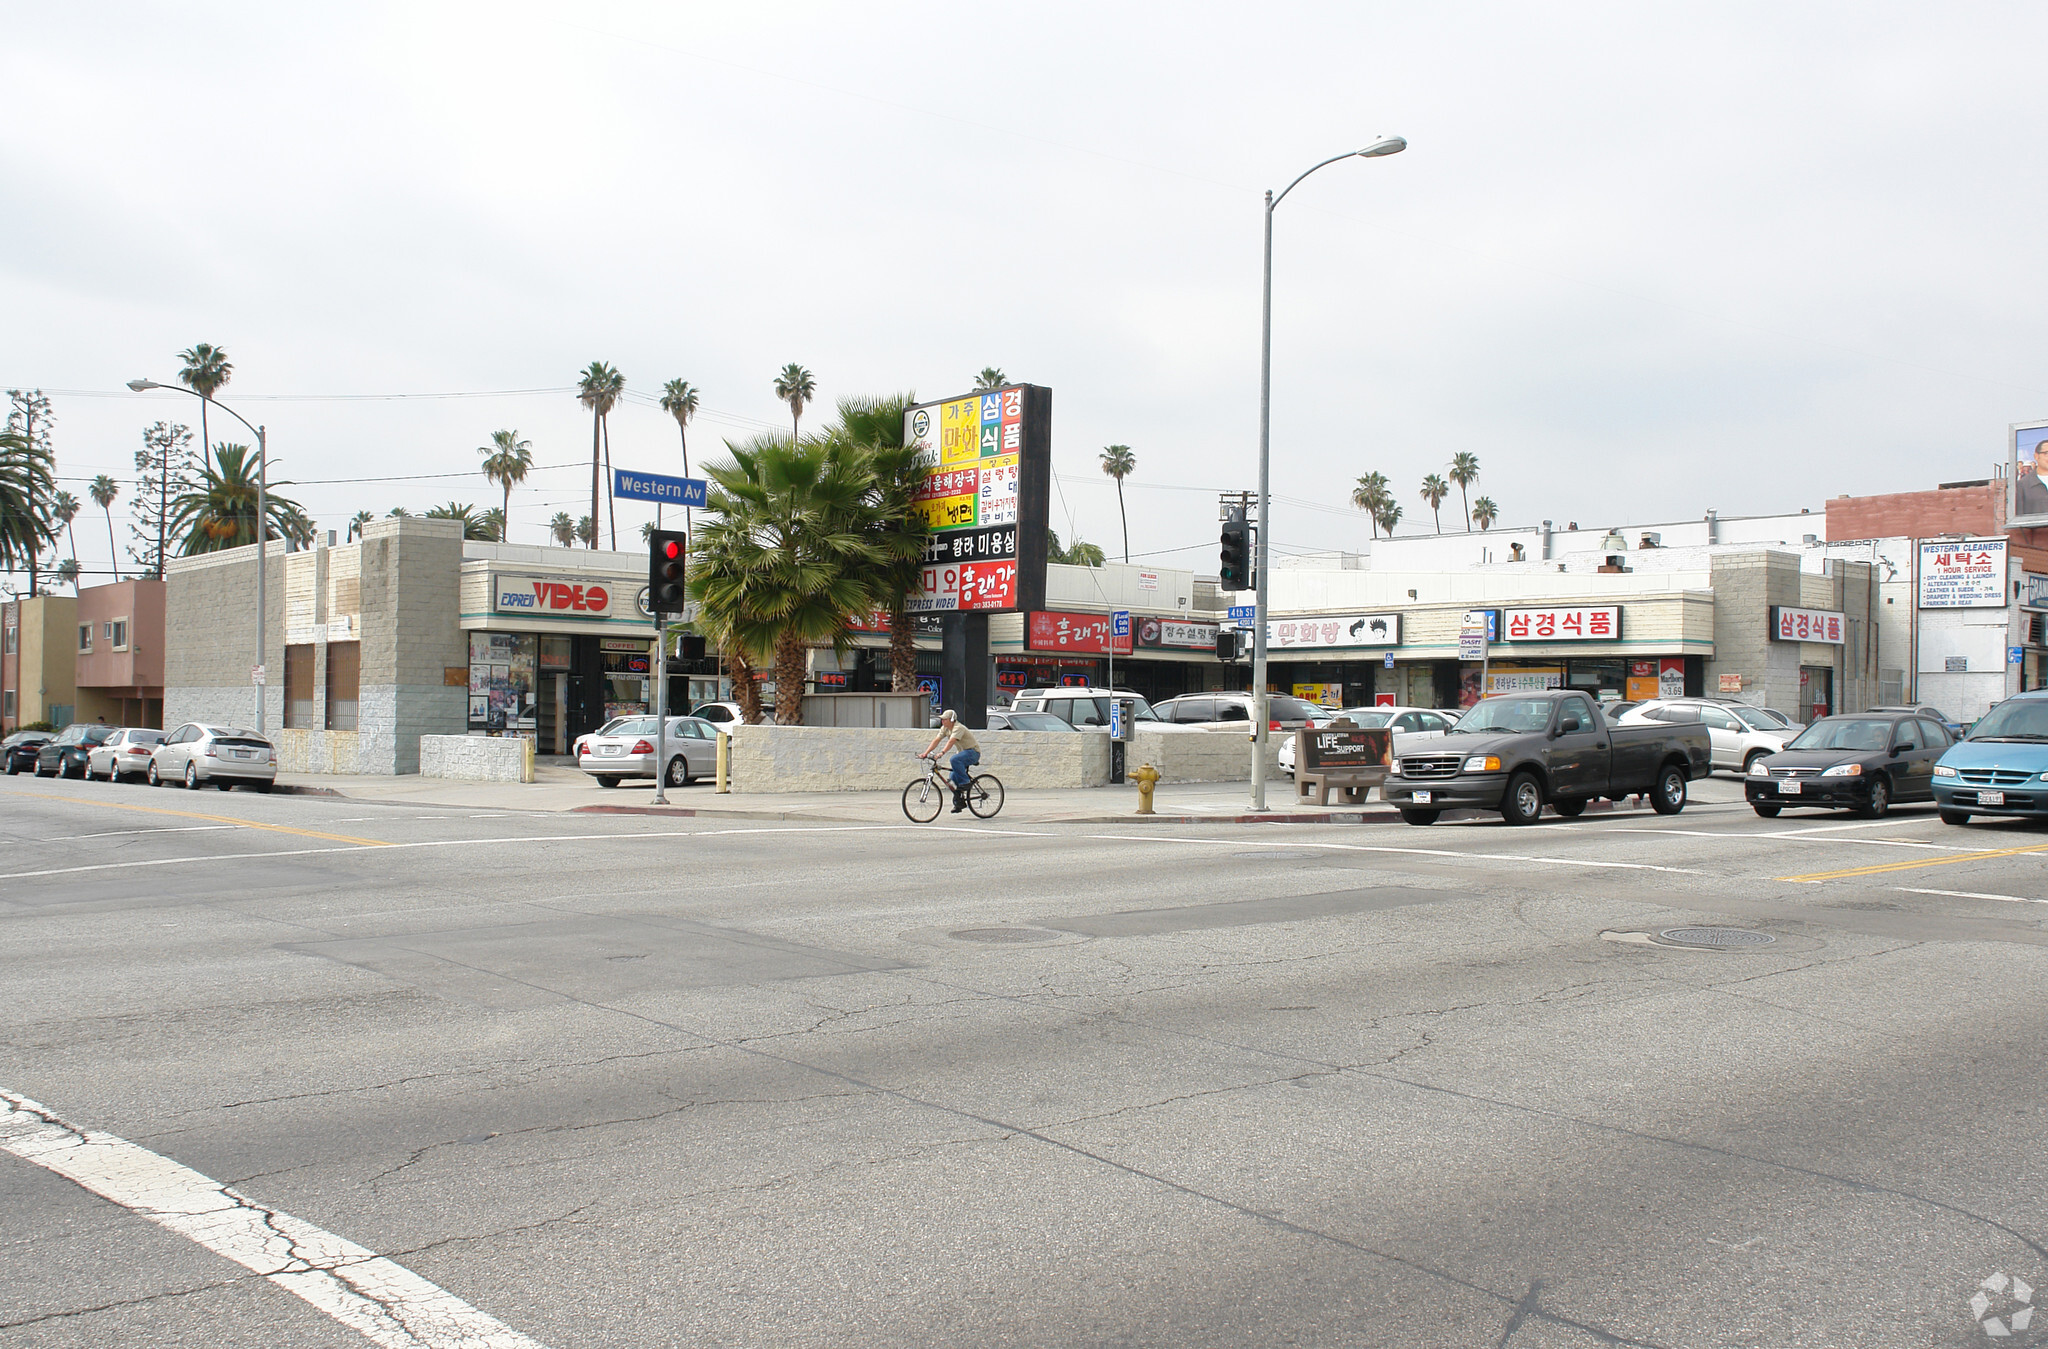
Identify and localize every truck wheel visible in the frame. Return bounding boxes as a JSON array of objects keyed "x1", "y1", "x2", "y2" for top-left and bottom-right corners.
[
  {"x1": 1398, "y1": 808, "x2": 1440, "y2": 826},
  {"x1": 1552, "y1": 799, "x2": 1586, "y2": 818},
  {"x1": 1650, "y1": 763, "x2": 1687, "y2": 815},
  {"x1": 1752, "y1": 804, "x2": 1781, "y2": 818},
  {"x1": 1939, "y1": 808, "x2": 1971, "y2": 826},
  {"x1": 1856, "y1": 775, "x2": 1890, "y2": 819},
  {"x1": 1501, "y1": 772, "x2": 1544, "y2": 826}
]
